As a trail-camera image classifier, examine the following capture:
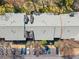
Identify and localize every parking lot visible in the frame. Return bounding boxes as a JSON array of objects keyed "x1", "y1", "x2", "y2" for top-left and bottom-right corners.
[
  {"x1": 0, "y1": 48, "x2": 79, "y2": 59},
  {"x1": 0, "y1": 55, "x2": 79, "y2": 59}
]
